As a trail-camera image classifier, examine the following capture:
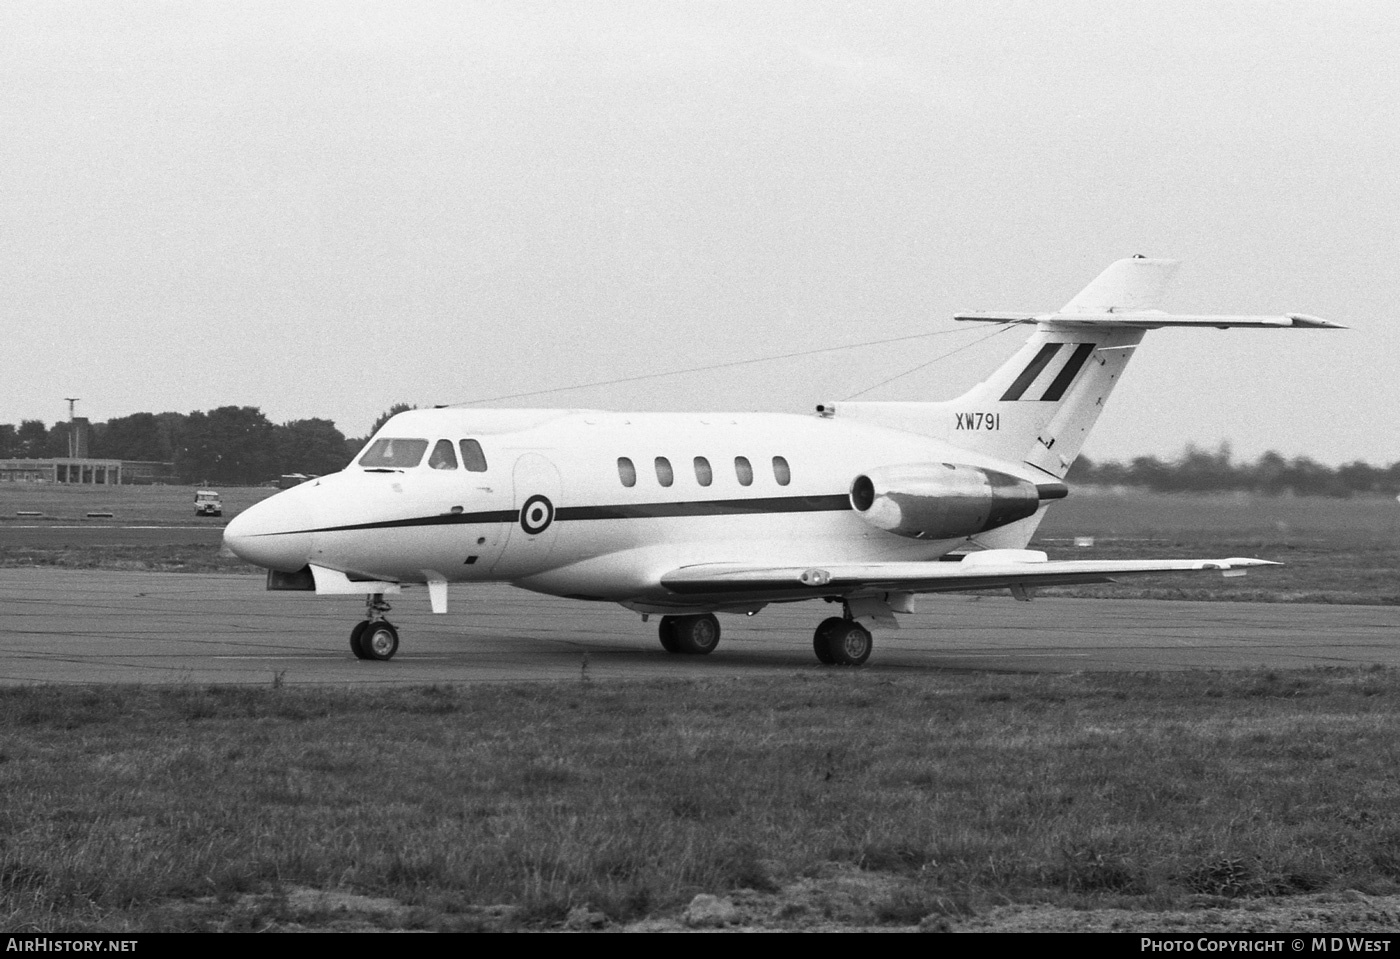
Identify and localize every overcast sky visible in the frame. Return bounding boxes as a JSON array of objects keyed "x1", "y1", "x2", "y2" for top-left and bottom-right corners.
[{"x1": 3, "y1": 1, "x2": 1396, "y2": 464}]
